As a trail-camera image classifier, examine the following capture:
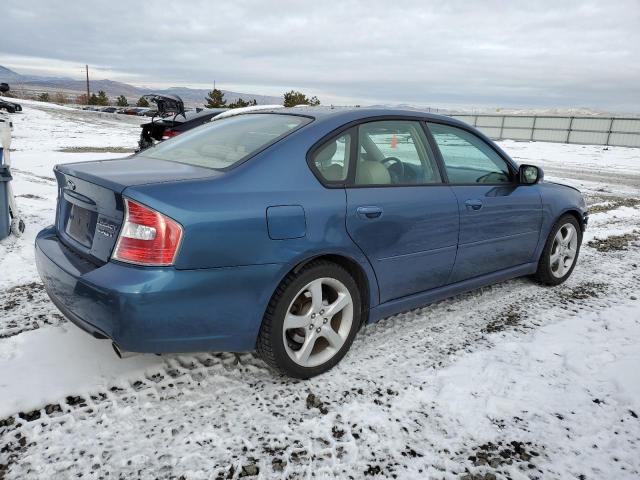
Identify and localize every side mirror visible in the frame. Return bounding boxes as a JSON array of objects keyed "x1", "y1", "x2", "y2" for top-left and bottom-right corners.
[{"x1": 519, "y1": 164, "x2": 543, "y2": 185}]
